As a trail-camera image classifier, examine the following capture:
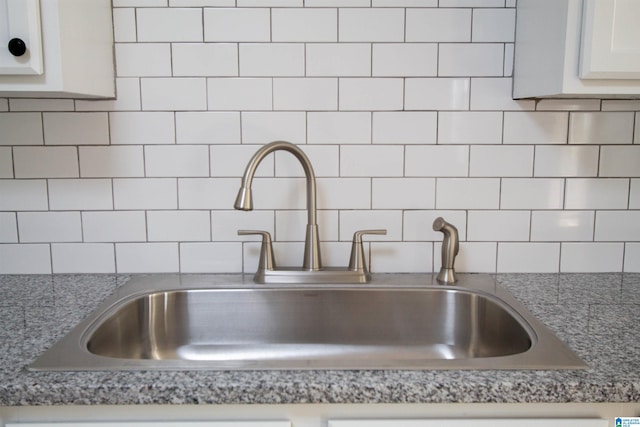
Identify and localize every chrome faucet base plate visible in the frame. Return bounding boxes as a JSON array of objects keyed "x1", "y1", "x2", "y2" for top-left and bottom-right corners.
[{"x1": 253, "y1": 267, "x2": 371, "y2": 284}]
